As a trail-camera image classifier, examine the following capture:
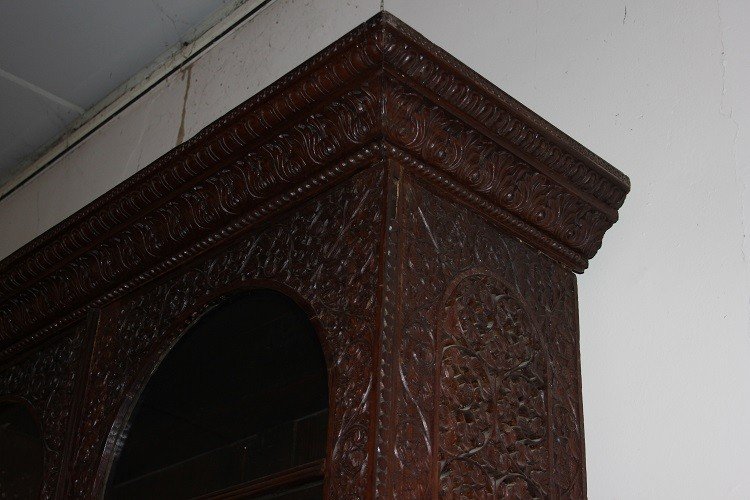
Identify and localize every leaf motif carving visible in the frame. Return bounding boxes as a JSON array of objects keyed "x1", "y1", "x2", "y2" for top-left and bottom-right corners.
[{"x1": 68, "y1": 169, "x2": 384, "y2": 498}]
